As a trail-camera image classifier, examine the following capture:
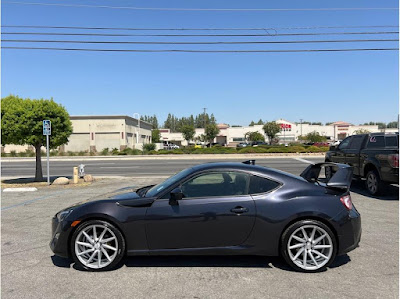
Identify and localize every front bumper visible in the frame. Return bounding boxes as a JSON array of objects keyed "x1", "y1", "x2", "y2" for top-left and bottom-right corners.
[
  {"x1": 336, "y1": 207, "x2": 362, "y2": 255},
  {"x1": 50, "y1": 216, "x2": 72, "y2": 258}
]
